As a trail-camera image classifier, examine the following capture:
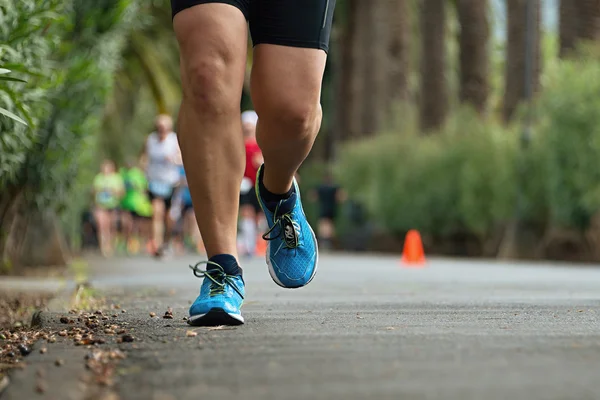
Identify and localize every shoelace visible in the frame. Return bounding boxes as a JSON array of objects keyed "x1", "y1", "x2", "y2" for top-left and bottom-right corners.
[
  {"x1": 262, "y1": 205, "x2": 301, "y2": 249},
  {"x1": 189, "y1": 261, "x2": 244, "y2": 299}
]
